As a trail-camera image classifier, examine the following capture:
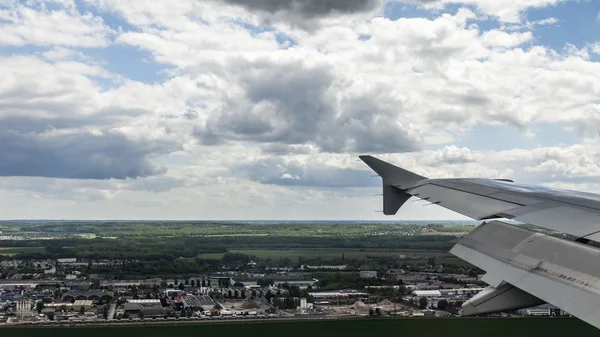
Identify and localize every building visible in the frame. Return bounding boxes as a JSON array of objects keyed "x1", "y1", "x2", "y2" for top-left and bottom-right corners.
[
  {"x1": 0, "y1": 283, "x2": 37, "y2": 290},
  {"x1": 72, "y1": 300, "x2": 93, "y2": 311},
  {"x1": 411, "y1": 288, "x2": 484, "y2": 297},
  {"x1": 123, "y1": 302, "x2": 172, "y2": 318},
  {"x1": 62, "y1": 291, "x2": 113, "y2": 303},
  {"x1": 310, "y1": 290, "x2": 368, "y2": 300},
  {"x1": 298, "y1": 298, "x2": 313, "y2": 310},
  {"x1": 301, "y1": 265, "x2": 347, "y2": 270},
  {"x1": 45, "y1": 300, "x2": 93, "y2": 311},
  {"x1": 165, "y1": 289, "x2": 184, "y2": 297},
  {"x1": 274, "y1": 280, "x2": 317, "y2": 289},
  {"x1": 208, "y1": 277, "x2": 234, "y2": 288},
  {"x1": 64, "y1": 281, "x2": 93, "y2": 292},
  {"x1": 411, "y1": 290, "x2": 441, "y2": 297},
  {"x1": 181, "y1": 295, "x2": 215, "y2": 310},
  {"x1": 100, "y1": 279, "x2": 162, "y2": 287},
  {"x1": 360, "y1": 271, "x2": 377, "y2": 278}
]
